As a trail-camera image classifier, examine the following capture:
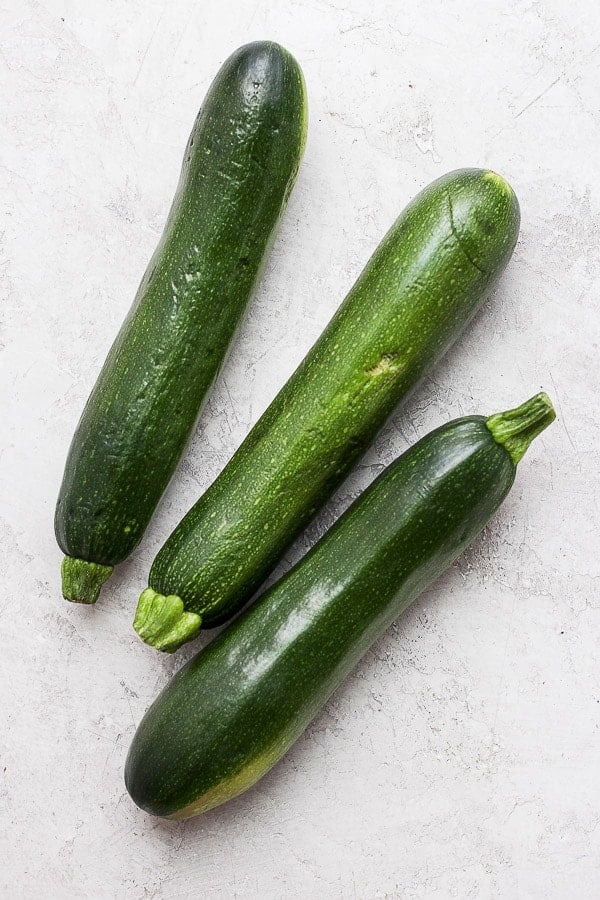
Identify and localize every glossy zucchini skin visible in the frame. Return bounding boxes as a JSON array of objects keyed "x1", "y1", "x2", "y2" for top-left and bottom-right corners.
[
  {"x1": 135, "y1": 168, "x2": 520, "y2": 649},
  {"x1": 125, "y1": 395, "x2": 554, "y2": 818},
  {"x1": 55, "y1": 42, "x2": 307, "y2": 603}
]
